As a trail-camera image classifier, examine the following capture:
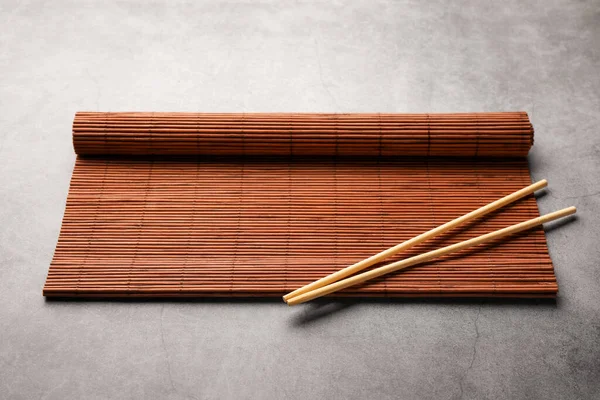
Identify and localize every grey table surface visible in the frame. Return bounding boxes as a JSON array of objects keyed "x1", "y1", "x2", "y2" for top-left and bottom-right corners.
[{"x1": 1, "y1": 1, "x2": 599, "y2": 399}]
